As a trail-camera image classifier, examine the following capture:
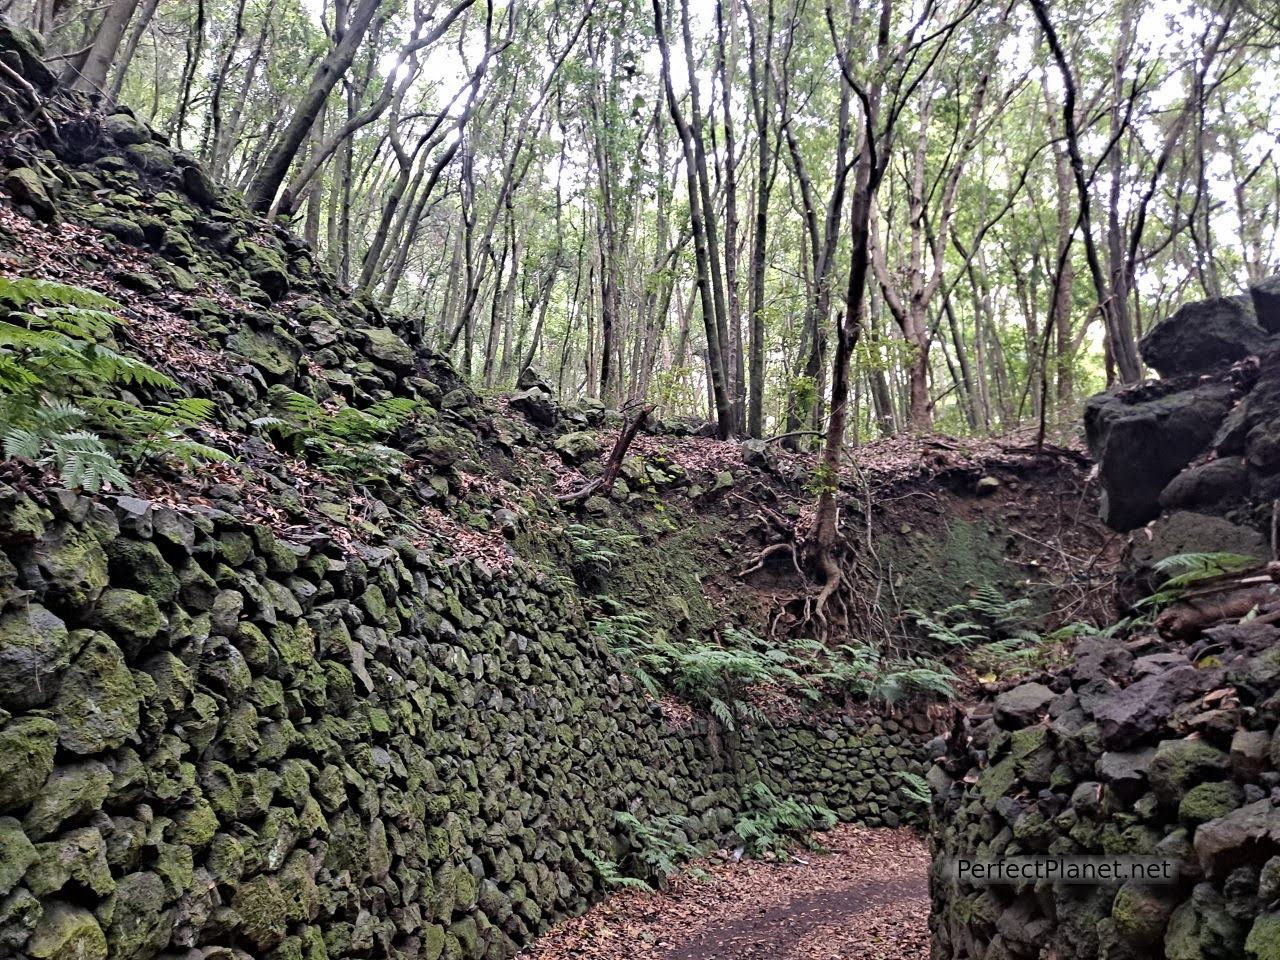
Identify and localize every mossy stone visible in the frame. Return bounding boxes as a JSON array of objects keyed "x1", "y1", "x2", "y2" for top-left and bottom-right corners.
[
  {"x1": 0, "y1": 817, "x2": 38, "y2": 897},
  {"x1": 102, "y1": 871, "x2": 171, "y2": 958},
  {"x1": 242, "y1": 244, "x2": 290, "y2": 301},
  {"x1": 1112, "y1": 881, "x2": 1176, "y2": 947},
  {"x1": 170, "y1": 798, "x2": 218, "y2": 848},
  {"x1": 33, "y1": 527, "x2": 109, "y2": 612},
  {"x1": 106, "y1": 539, "x2": 179, "y2": 604},
  {"x1": 26, "y1": 827, "x2": 114, "y2": 898},
  {"x1": 26, "y1": 902, "x2": 107, "y2": 960},
  {"x1": 1247, "y1": 914, "x2": 1280, "y2": 959},
  {"x1": 0, "y1": 717, "x2": 59, "y2": 812},
  {"x1": 358, "y1": 327, "x2": 414, "y2": 370},
  {"x1": 207, "y1": 833, "x2": 245, "y2": 885},
  {"x1": 124, "y1": 142, "x2": 175, "y2": 175},
  {"x1": 233, "y1": 874, "x2": 288, "y2": 949},
  {"x1": 51, "y1": 634, "x2": 140, "y2": 755},
  {"x1": 0, "y1": 603, "x2": 71, "y2": 710},
  {"x1": 218, "y1": 532, "x2": 254, "y2": 566},
  {"x1": 1179, "y1": 781, "x2": 1245, "y2": 826},
  {"x1": 1149, "y1": 739, "x2": 1229, "y2": 806},
  {"x1": 23, "y1": 761, "x2": 113, "y2": 840},
  {"x1": 90, "y1": 589, "x2": 163, "y2": 657}
]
